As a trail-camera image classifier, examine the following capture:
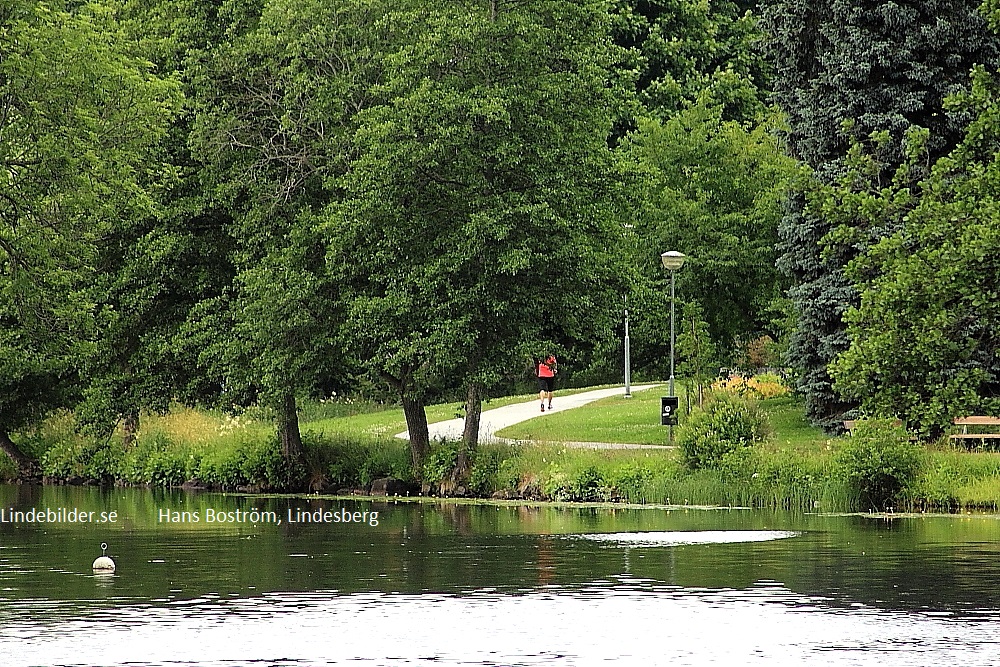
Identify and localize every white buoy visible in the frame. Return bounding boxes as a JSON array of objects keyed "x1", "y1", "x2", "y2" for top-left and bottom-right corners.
[{"x1": 92, "y1": 542, "x2": 116, "y2": 573}]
